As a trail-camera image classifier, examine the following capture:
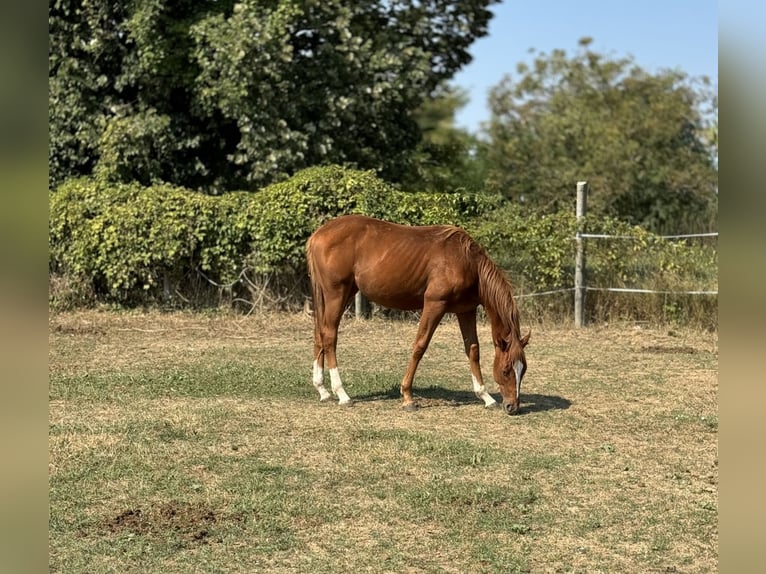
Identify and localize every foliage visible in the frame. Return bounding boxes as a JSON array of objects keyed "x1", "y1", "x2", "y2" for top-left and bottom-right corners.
[
  {"x1": 471, "y1": 204, "x2": 718, "y2": 326},
  {"x1": 48, "y1": 0, "x2": 499, "y2": 191},
  {"x1": 484, "y1": 37, "x2": 718, "y2": 234},
  {"x1": 49, "y1": 166, "x2": 490, "y2": 305},
  {"x1": 50, "y1": 163, "x2": 717, "y2": 327},
  {"x1": 398, "y1": 85, "x2": 491, "y2": 193}
]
